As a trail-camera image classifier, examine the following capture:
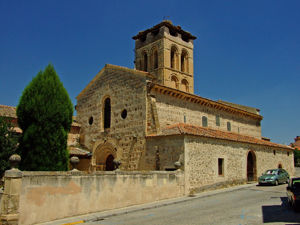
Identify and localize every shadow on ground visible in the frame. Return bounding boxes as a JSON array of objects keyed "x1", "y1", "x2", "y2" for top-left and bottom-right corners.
[{"x1": 262, "y1": 197, "x2": 300, "y2": 224}]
